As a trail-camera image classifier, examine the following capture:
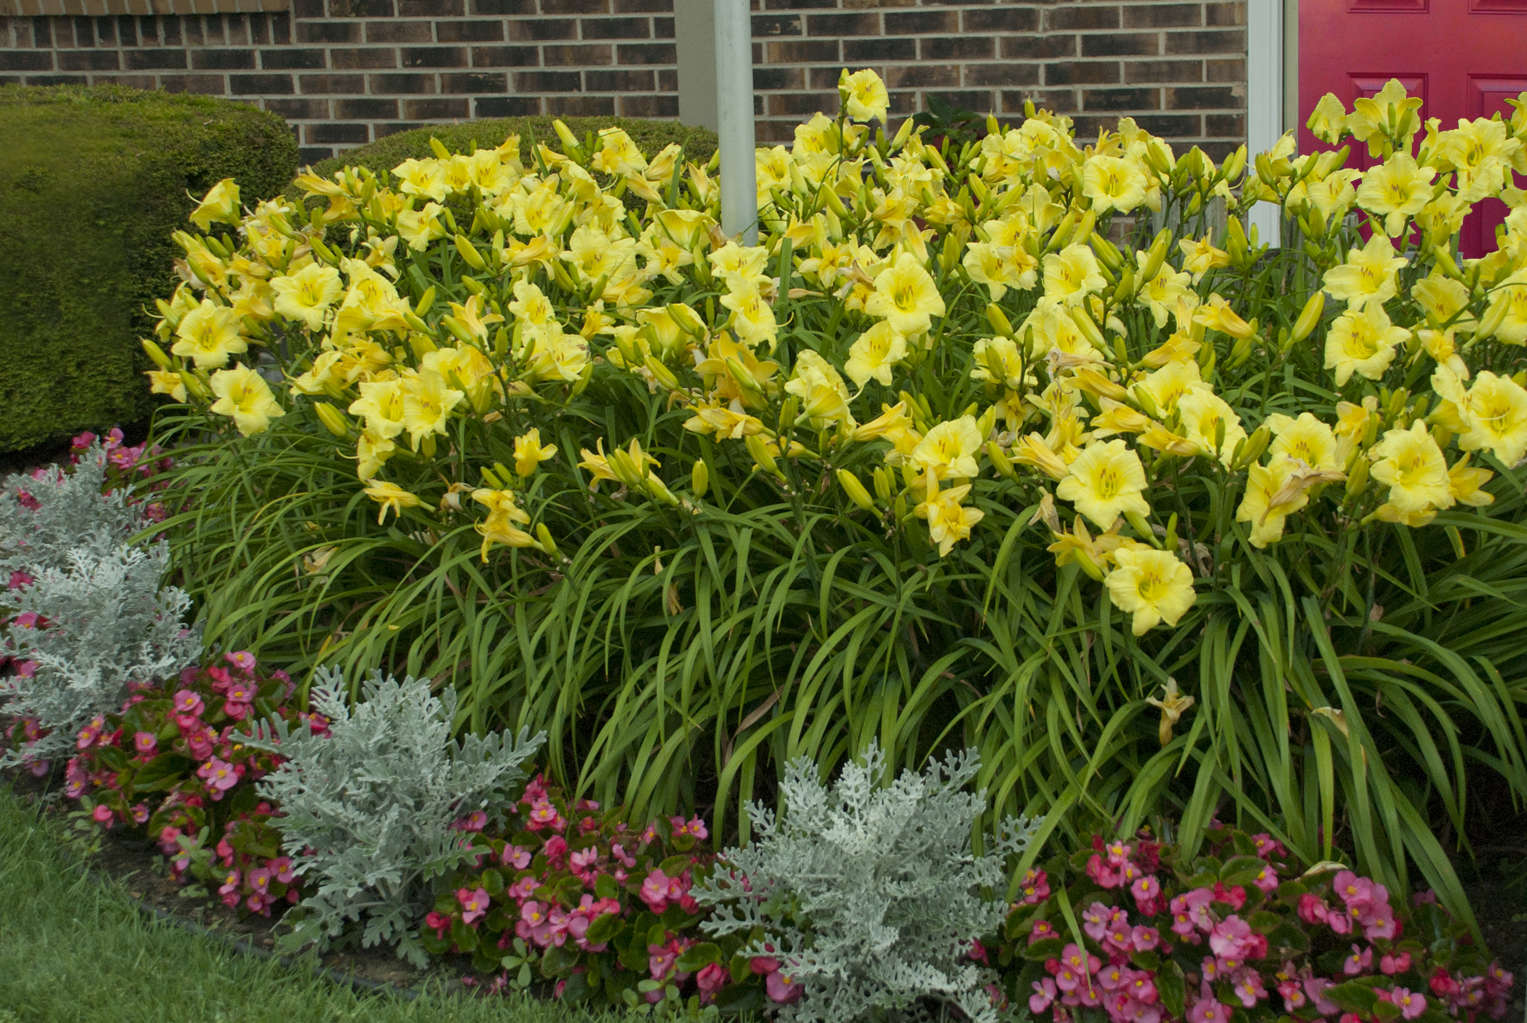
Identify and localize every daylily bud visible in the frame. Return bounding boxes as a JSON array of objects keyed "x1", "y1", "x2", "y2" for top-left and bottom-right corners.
[
  {"x1": 985, "y1": 303, "x2": 1015, "y2": 338},
  {"x1": 835, "y1": 468, "x2": 877, "y2": 512},
  {"x1": 313, "y1": 402, "x2": 350, "y2": 438},
  {"x1": 691, "y1": 459, "x2": 710, "y2": 498},
  {"x1": 141, "y1": 338, "x2": 172, "y2": 370},
  {"x1": 534, "y1": 523, "x2": 558, "y2": 556},
  {"x1": 1290, "y1": 291, "x2": 1325, "y2": 343},
  {"x1": 745, "y1": 433, "x2": 782, "y2": 477},
  {"x1": 453, "y1": 233, "x2": 488, "y2": 271},
  {"x1": 643, "y1": 352, "x2": 681, "y2": 391}
]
